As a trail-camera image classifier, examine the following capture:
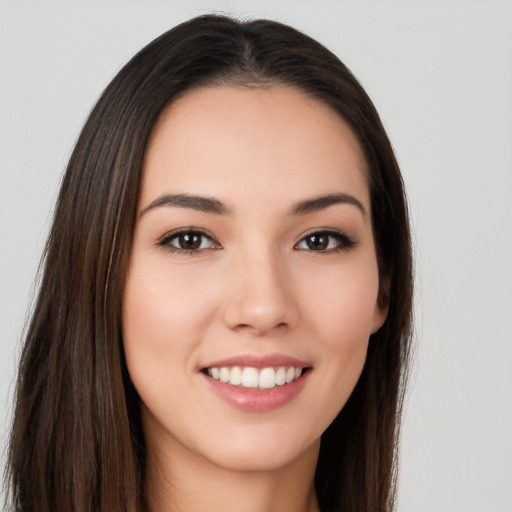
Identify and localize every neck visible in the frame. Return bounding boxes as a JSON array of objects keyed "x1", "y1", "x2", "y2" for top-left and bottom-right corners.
[{"x1": 144, "y1": 437, "x2": 320, "y2": 512}]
